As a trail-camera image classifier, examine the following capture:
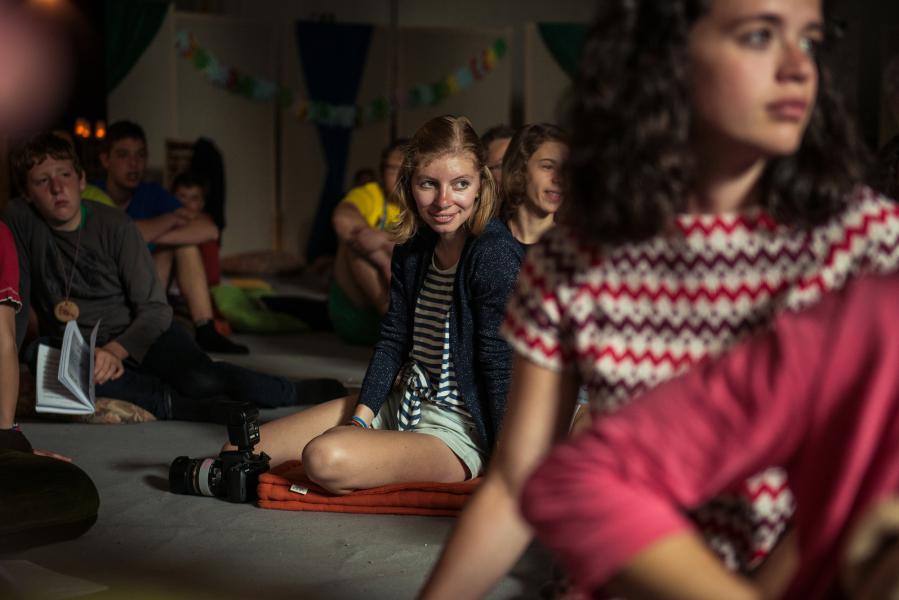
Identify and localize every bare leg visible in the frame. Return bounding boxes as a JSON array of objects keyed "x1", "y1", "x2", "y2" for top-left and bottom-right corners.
[
  {"x1": 172, "y1": 245, "x2": 248, "y2": 354},
  {"x1": 224, "y1": 392, "x2": 468, "y2": 494},
  {"x1": 226, "y1": 394, "x2": 359, "y2": 465},
  {"x1": 154, "y1": 248, "x2": 175, "y2": 290},
  {"x1": 173, "y1": 245, "x2": 214, "y2": 322},
  {"x1": 334, "y1": 243, "x2": 390, "y2": 315},
  {"x1": 302, "y1": 427, "x2": 467, "y2": 494}
]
